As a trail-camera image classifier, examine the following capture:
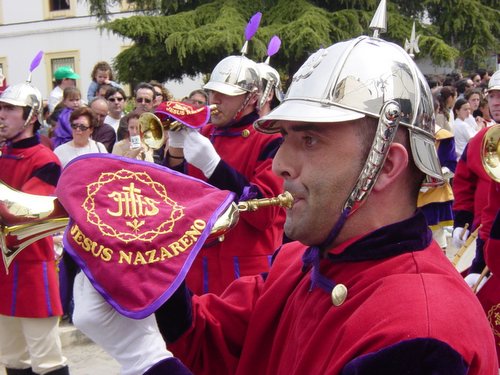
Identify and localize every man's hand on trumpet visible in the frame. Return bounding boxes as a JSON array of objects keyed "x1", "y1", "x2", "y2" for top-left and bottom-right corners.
[{"x1": 183, "y1": 129, "x2": 221, "y2": 178}]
